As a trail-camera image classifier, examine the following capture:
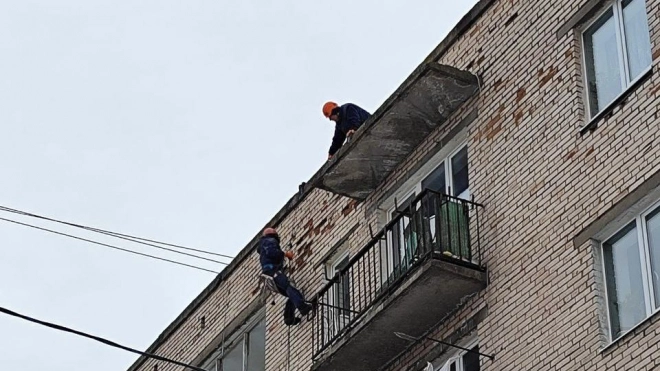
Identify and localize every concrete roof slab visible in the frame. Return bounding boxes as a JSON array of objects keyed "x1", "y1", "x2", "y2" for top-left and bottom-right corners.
[{"x1": 316, "y1": 64, "x2": 479, "y2": 200}]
